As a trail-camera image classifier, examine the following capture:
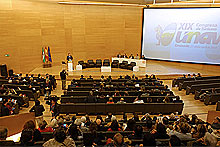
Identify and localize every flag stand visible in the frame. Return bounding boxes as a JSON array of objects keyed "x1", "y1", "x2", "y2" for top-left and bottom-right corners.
[
  {"x1": 43, "y1": 62, "x2": 52, "y2": 68},
  {"x1": 42, "y1": 46, "x2": 52, "y2": 68}
]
